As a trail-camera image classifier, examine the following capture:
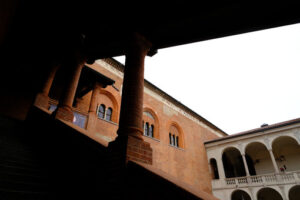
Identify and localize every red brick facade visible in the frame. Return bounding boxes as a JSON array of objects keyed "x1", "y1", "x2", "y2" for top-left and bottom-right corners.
[{"x1": 36, "y1": 58, "x2": 226, "y2": 195}]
